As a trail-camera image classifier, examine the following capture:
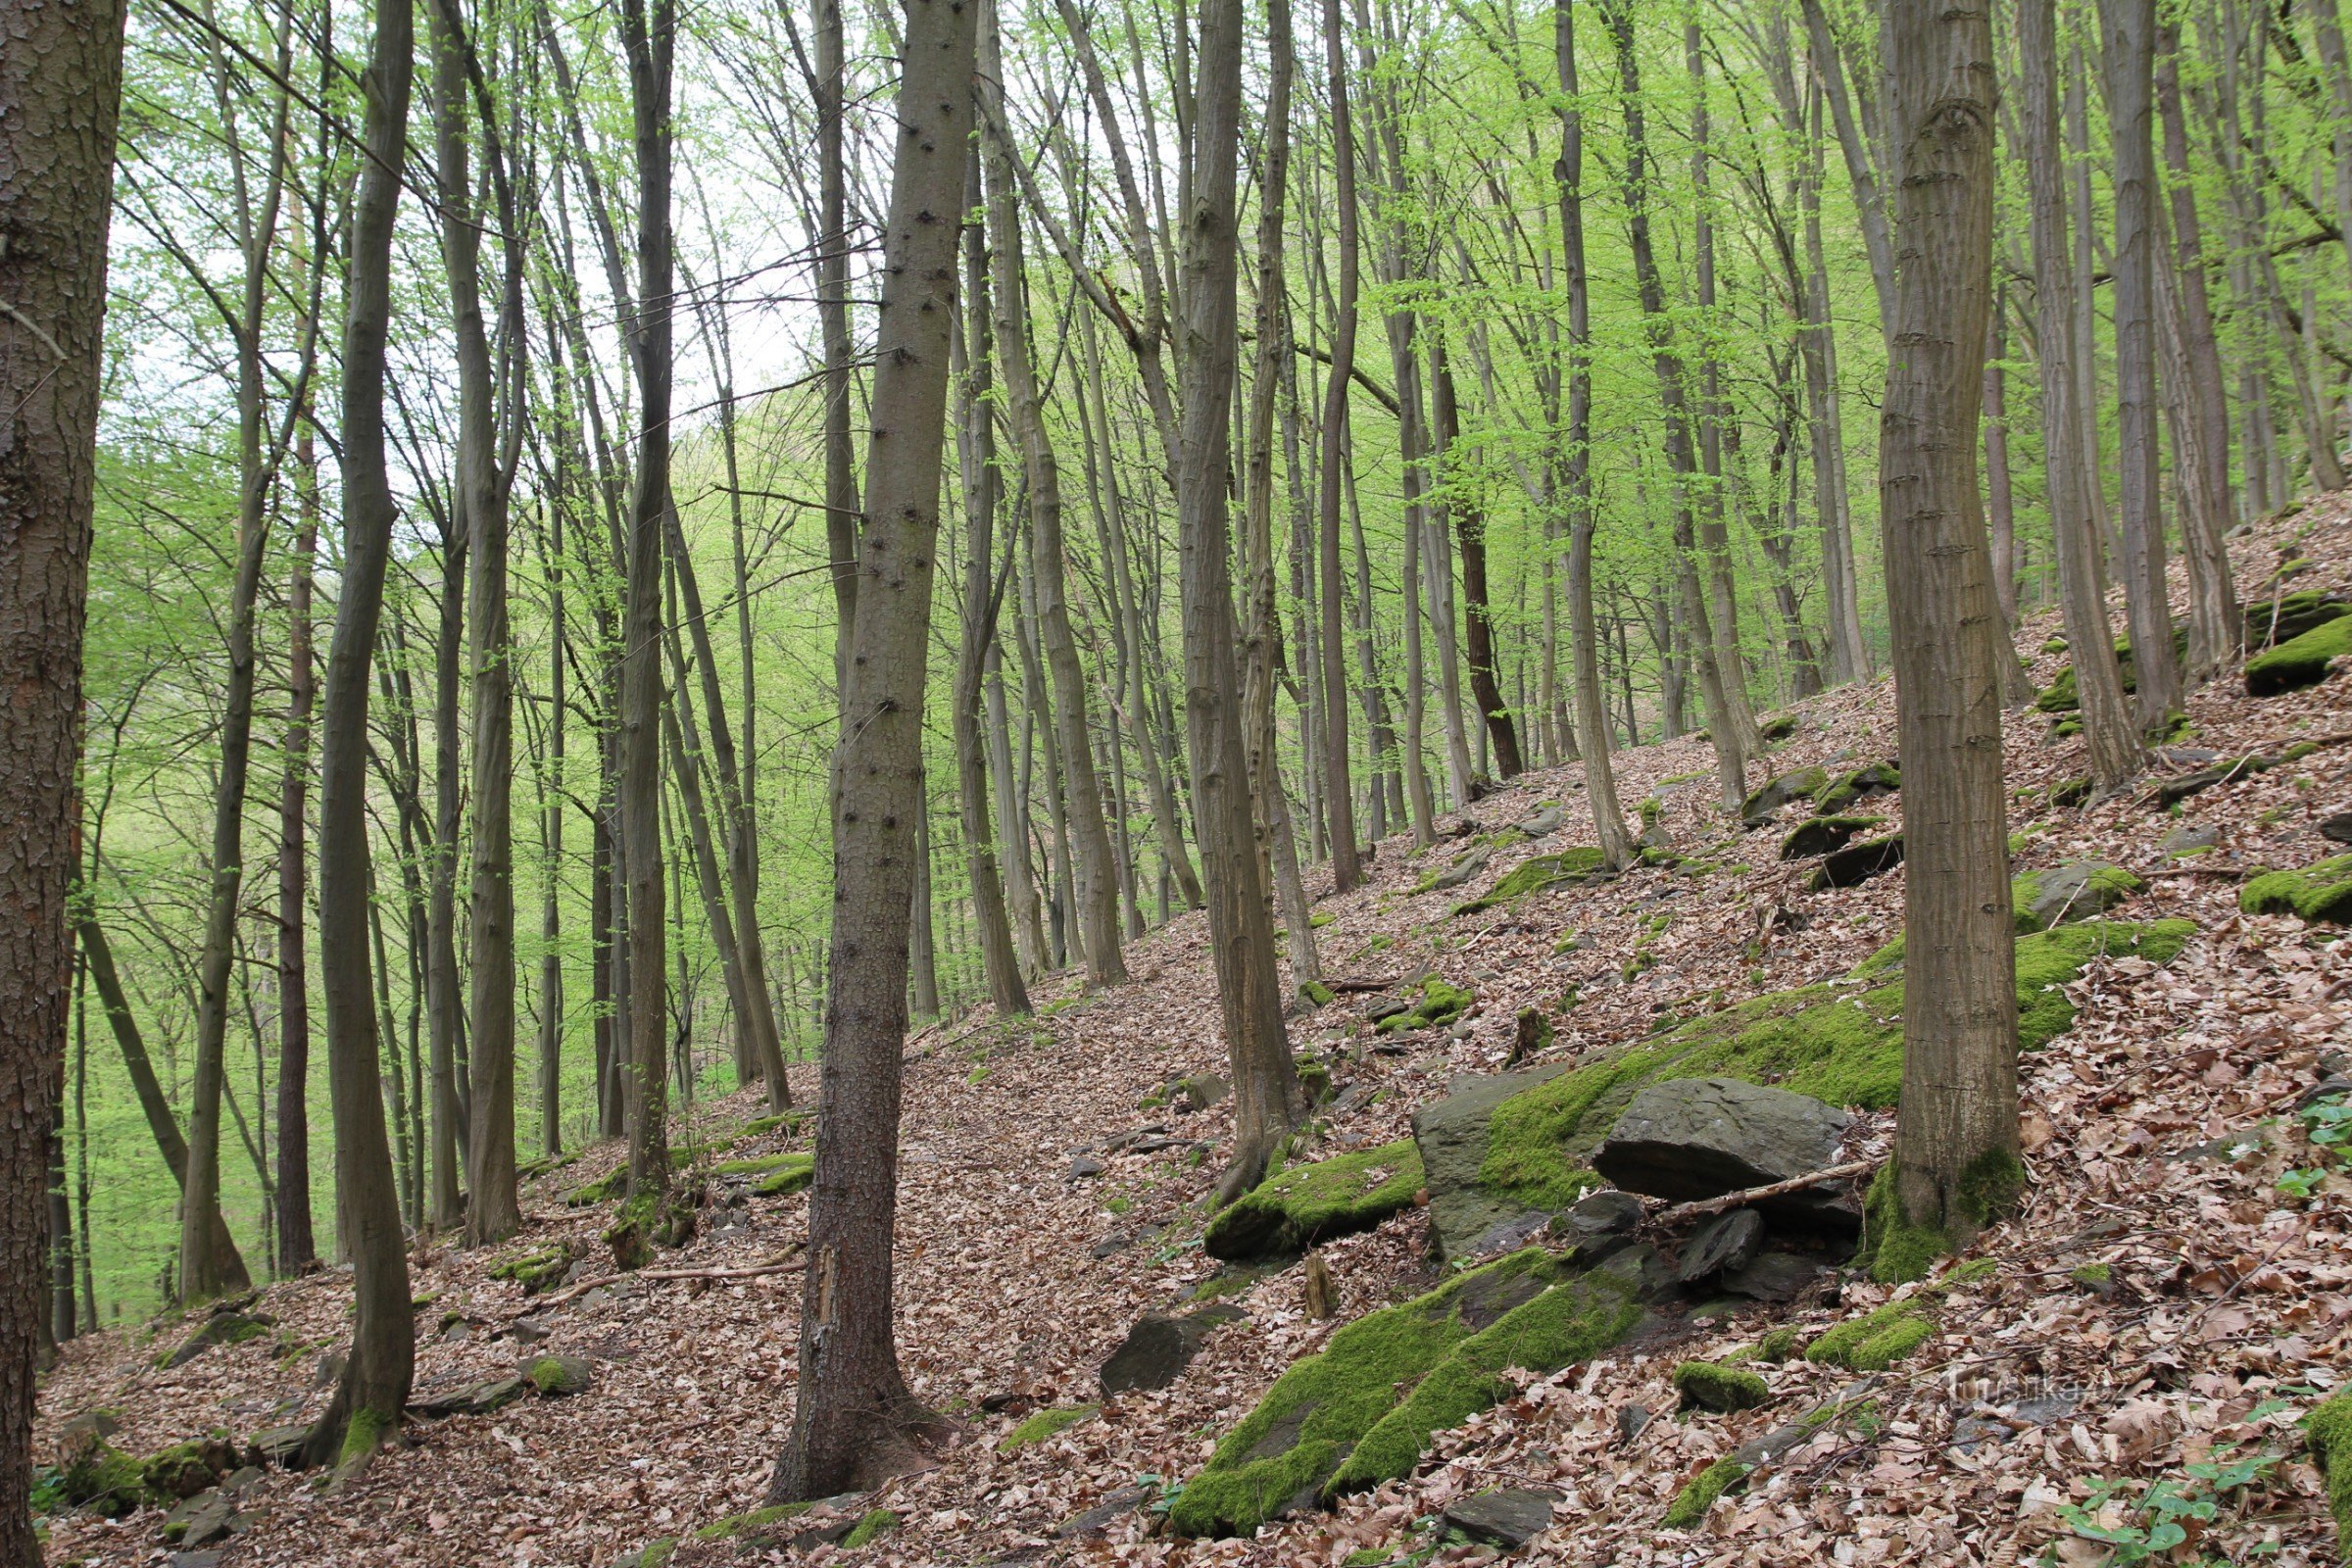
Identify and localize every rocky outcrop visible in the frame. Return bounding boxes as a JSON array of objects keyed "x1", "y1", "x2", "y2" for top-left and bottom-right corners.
[
  {"x1": 1806, "y1": 833, "x2": 1903, "y2": 891},
  {"x1": 1595, "y1": 1078, "x2": 1854, "y2": 1228},
  {"x1": 1410, "y1": 1062, "x2": 1571, "y2": 1259},
  {"x1": 1099, "y1": 1303, "x2": 1246, "y2": 1395},
  {"x1": 1203, "y1": 1141, "x2": 1425, "y2": 1259},
  {"x1": 2012, "y1": 861, "x2": 2139, "y2": 930},
  {"x1": 2241, "y1": 855, "x2": 2352, "y2": 924},
  {"x1": 1779, "y1": 815, "x2": 1883, "y2": 860}
]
